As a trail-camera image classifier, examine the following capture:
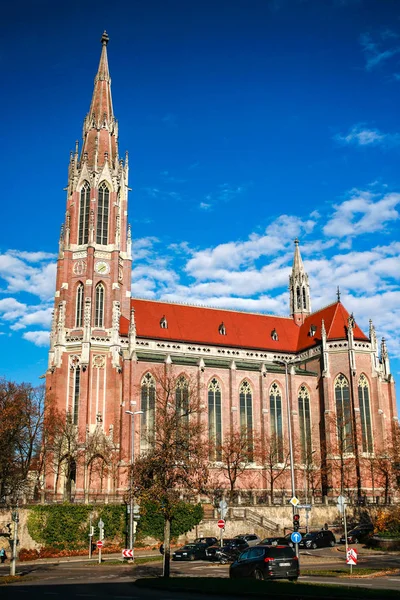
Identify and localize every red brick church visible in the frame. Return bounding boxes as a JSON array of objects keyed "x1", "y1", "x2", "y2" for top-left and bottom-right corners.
[{"x1": 45, "y1": 33, "x2": 398, "y2": 503}]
